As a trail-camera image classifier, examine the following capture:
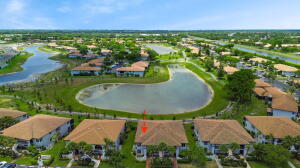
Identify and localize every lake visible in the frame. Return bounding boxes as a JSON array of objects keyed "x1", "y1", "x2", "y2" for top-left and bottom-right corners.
[
  {"x1": 76, "y1": 65, "x2": 213, "y2": 114},
  {"x1": 145, "y1": 44, "x2": 176, "y2": 55},
  {"x1": 0, "y1": 45, "x2": 62, "y2": 85},
  {"x1": 215, "y1": 41, "x2": 300, "y2": 64}
]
